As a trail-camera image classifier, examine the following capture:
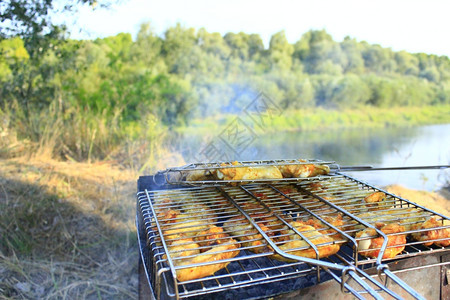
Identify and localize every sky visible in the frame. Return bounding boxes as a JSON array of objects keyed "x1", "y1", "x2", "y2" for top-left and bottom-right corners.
[{"x1": 59, "y1": 0, "x2": 450, "y2": 57}]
